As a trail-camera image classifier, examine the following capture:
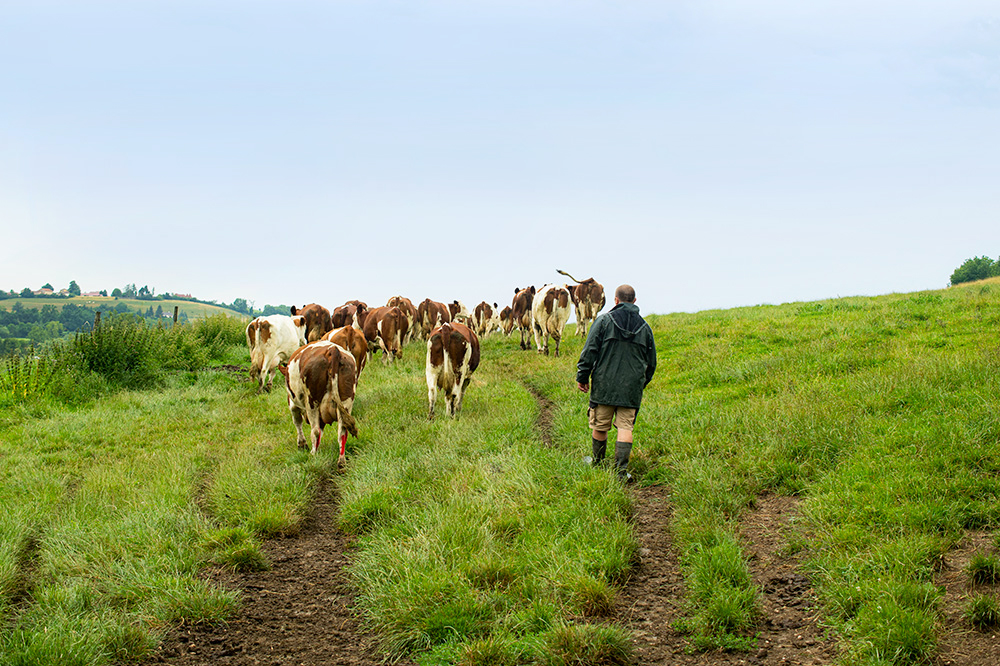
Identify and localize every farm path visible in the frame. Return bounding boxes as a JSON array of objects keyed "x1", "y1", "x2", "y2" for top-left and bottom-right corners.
[
  {"x1": 524, "y1": 383, "x2": 836, "y2": 664},
  {"x1": 149, "y1": 475, "x2": 402, "y2": 666},
  {"x1": 613, "y1": 488, "x2": 837, "y2": 665}
]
